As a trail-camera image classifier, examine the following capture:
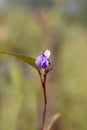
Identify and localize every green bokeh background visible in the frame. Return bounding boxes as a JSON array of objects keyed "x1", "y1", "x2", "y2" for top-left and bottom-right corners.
[{"x1": 0, "y1": 1, "x2": 87, "y2": 130}]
